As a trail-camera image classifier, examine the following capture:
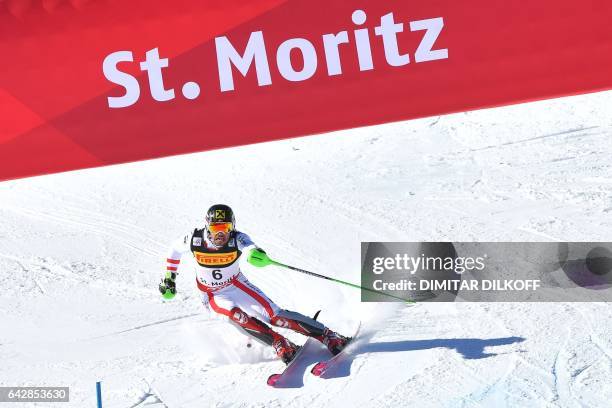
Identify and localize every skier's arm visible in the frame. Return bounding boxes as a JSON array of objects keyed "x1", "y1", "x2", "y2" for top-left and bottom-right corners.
[
  {"x1": 165, "y1": 234, "x2": 191, "y2": 273},
  {"x1": 235, "y1": 231, "x2": 257, "y2": 251},
  {"x1": 236, "y1": 231, "x2": 273, "y2": 267},
  {"x1": 159, "y1": 234, "x2": 191, "y2": 299}
]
